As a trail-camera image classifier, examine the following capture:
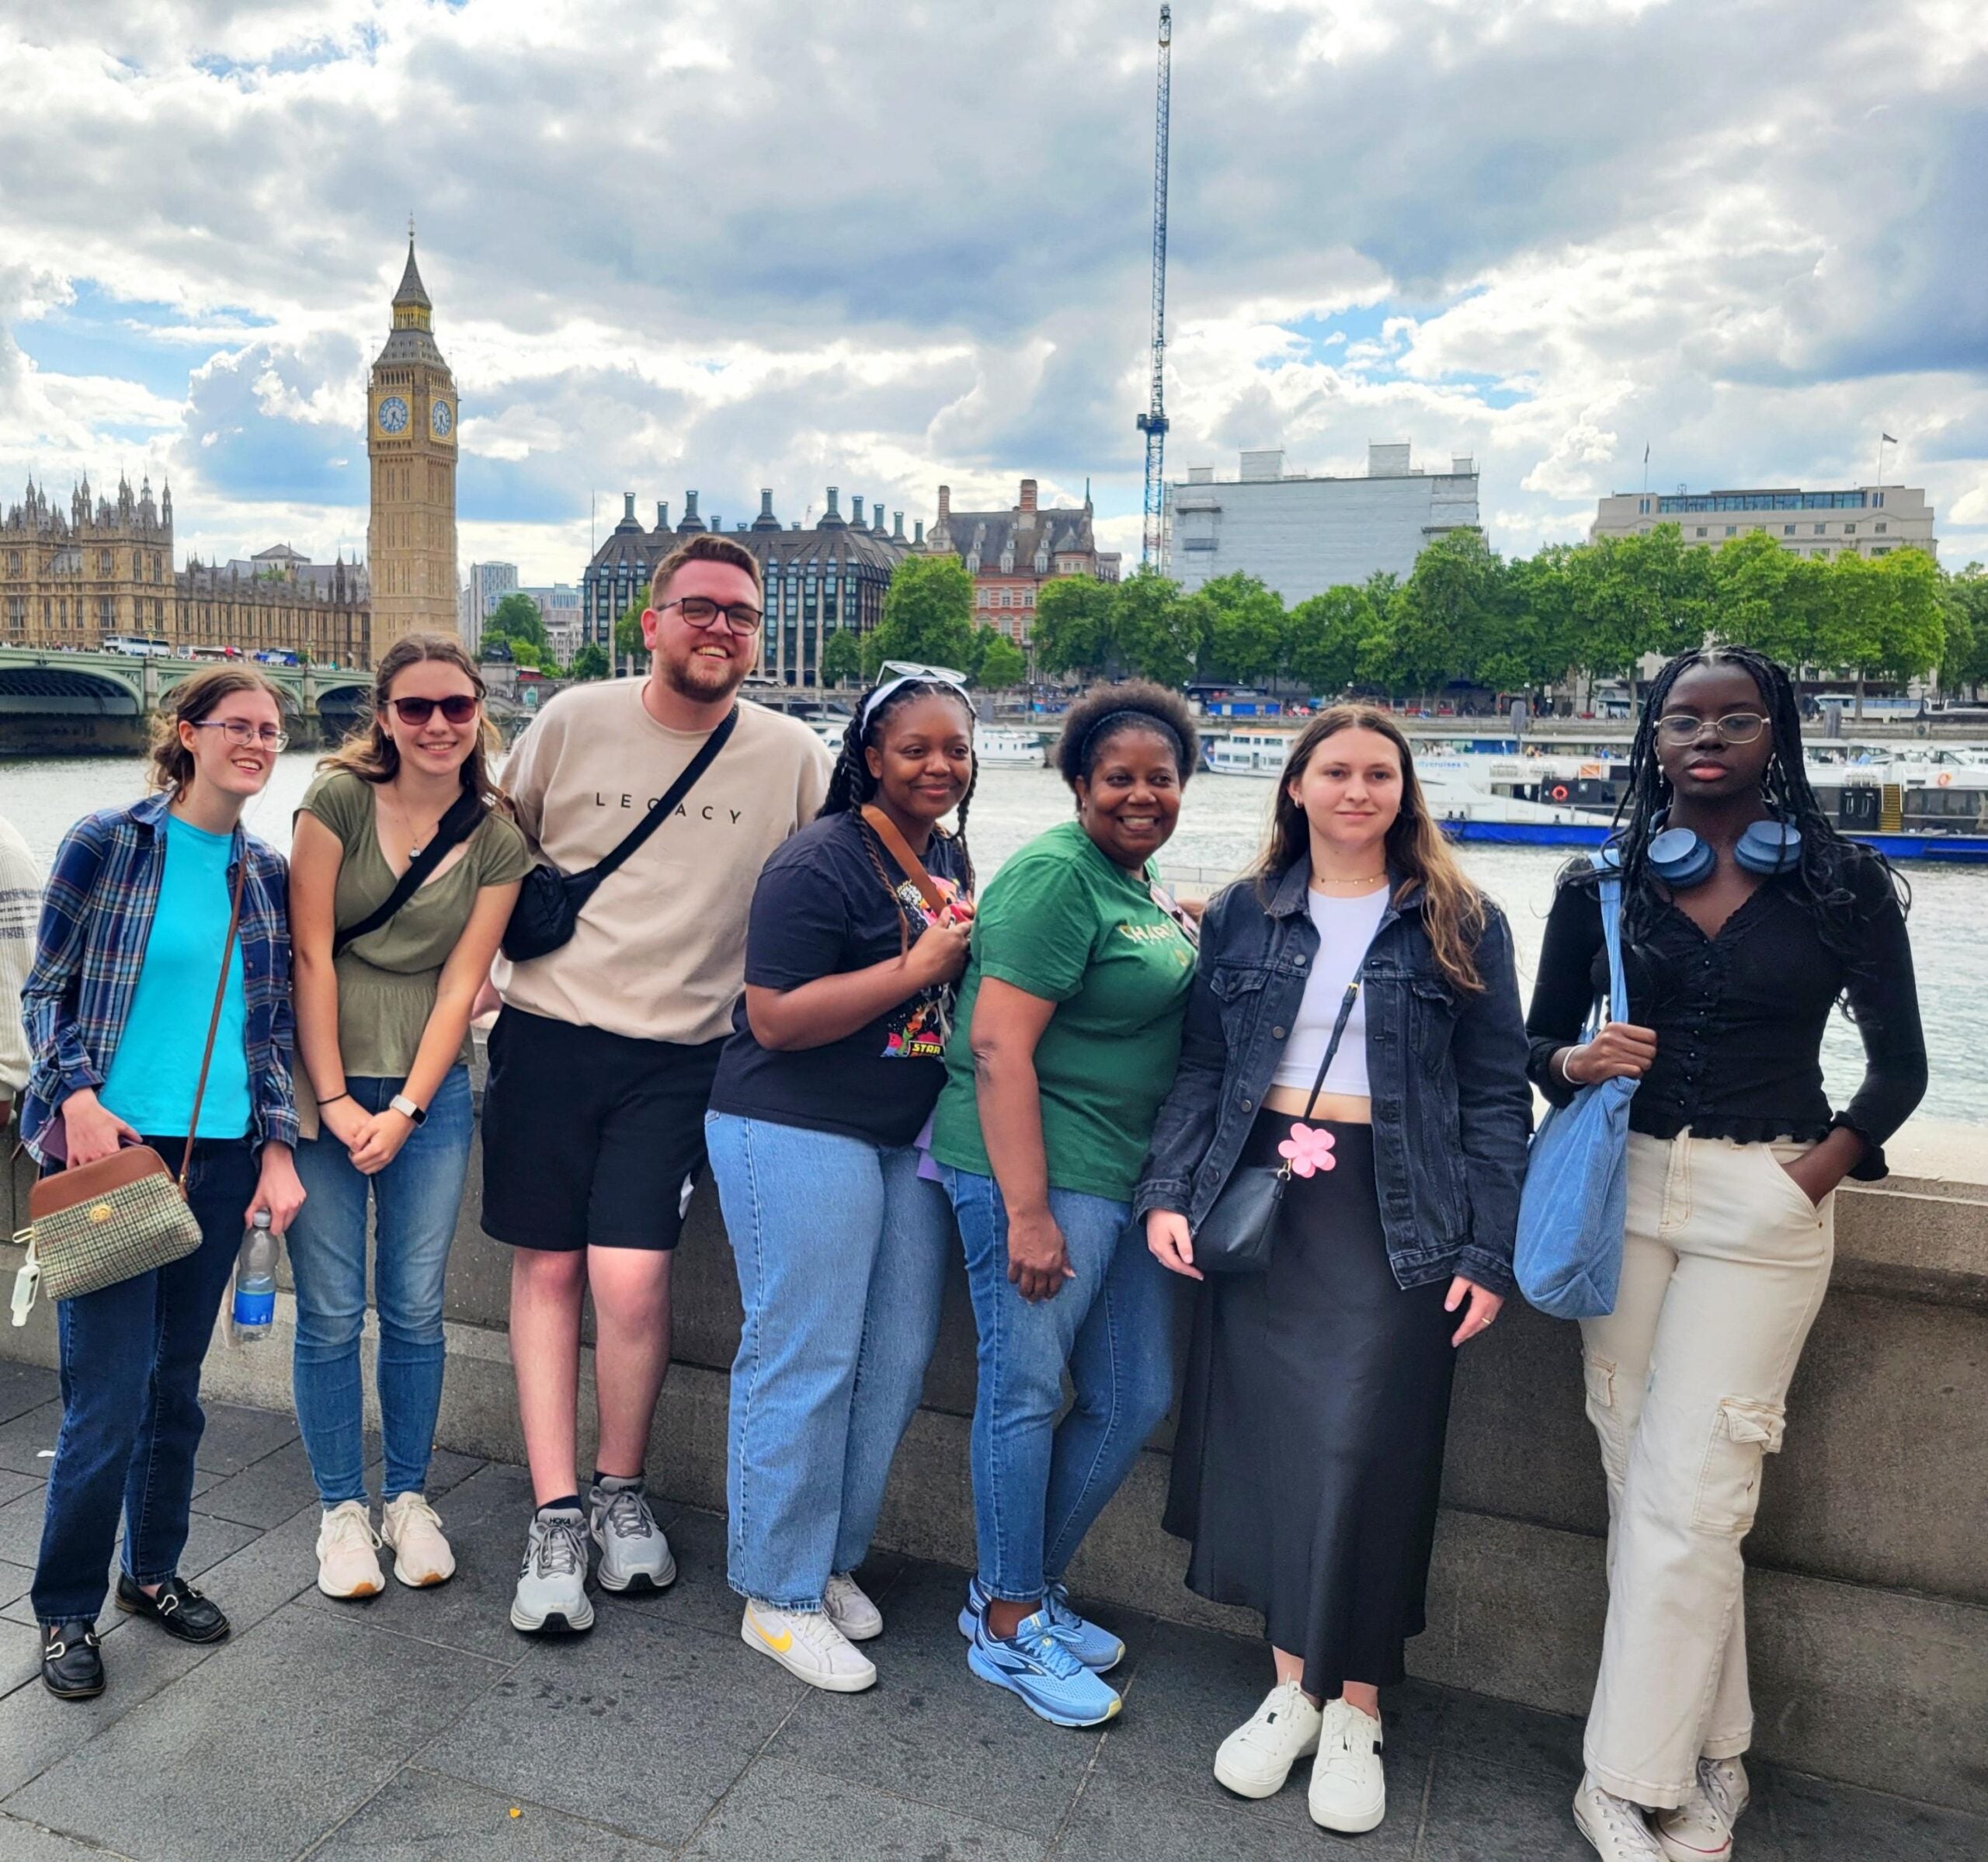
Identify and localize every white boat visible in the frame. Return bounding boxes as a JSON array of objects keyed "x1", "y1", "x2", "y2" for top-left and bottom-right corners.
[{"x1": 975, "y1": 728, "x2": 1044, "y2": 767}]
